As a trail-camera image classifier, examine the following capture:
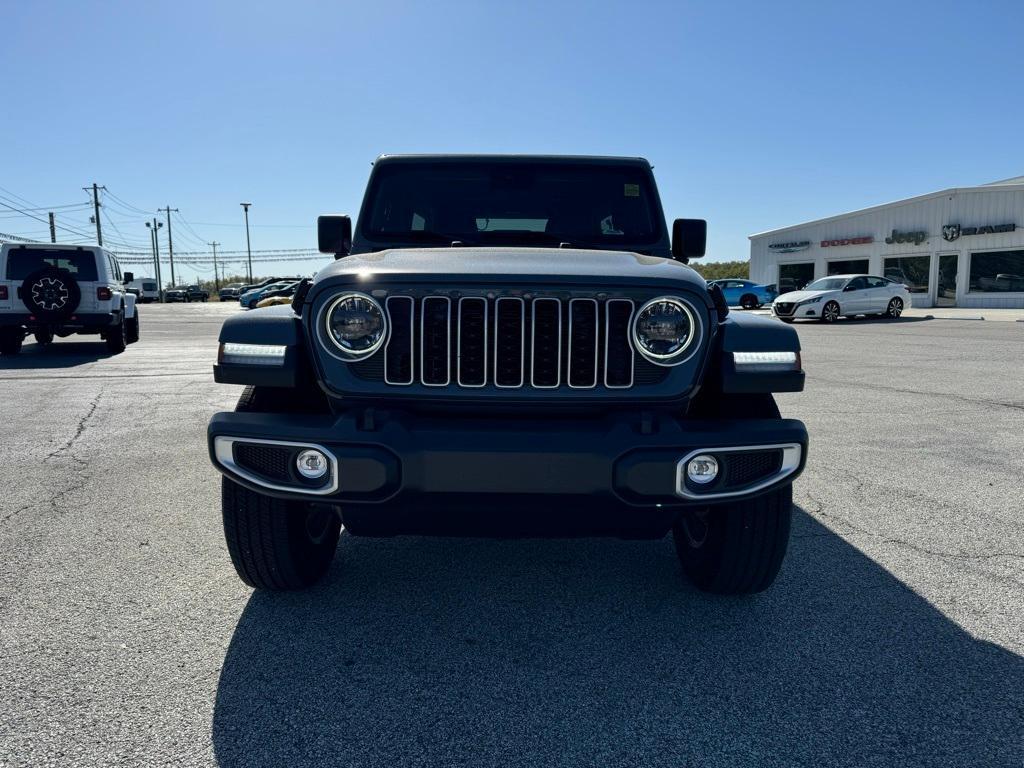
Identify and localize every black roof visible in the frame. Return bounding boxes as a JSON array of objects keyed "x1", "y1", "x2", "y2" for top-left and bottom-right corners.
[{"x1": 374, "y1": 154, "x2": 651, "y2": 167}]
